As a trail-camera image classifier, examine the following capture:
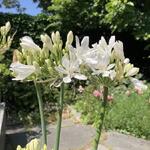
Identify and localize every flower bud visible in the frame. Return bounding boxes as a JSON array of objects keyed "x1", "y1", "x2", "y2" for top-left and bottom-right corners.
[
  {"x1": 67, "y1": 31, "x2": 73, "y2": 45},
  {"x1": 56, "y1": 31, "x2": 60, "y2": 43},
  {"x1": 33, "y1": 61, "x2": 41, "y2": 74},
  {"x1": 7, "y1": 36, "x2": 13, "y2": 48},
  {"x1": 114, "y1": 41, "x2": 125, "y2": 61},
  {"x1": 27, "y1": 55, "x2": 32, "y2": 65},
  {"x1": 43, "y1": 144, "x2": 47, "y2": 150},
  {"x1": 0, "y1": 26, "x2": 5, "y2": 35},
  {"x1": 5, "y1": 21, "x2": 11, "y2": 33},
  {"x1": 41, "y1": 34, "x2": 52, "y2": 50},
  {"x1": 13, "y1": 50, "x2": 23, "y2": 62},
  {"x1": 51, "y1": 32, "x2": 56, "y2": 43},
  {"x1": 16, "y1": 145, "x2": 22, "y2": 150}
]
